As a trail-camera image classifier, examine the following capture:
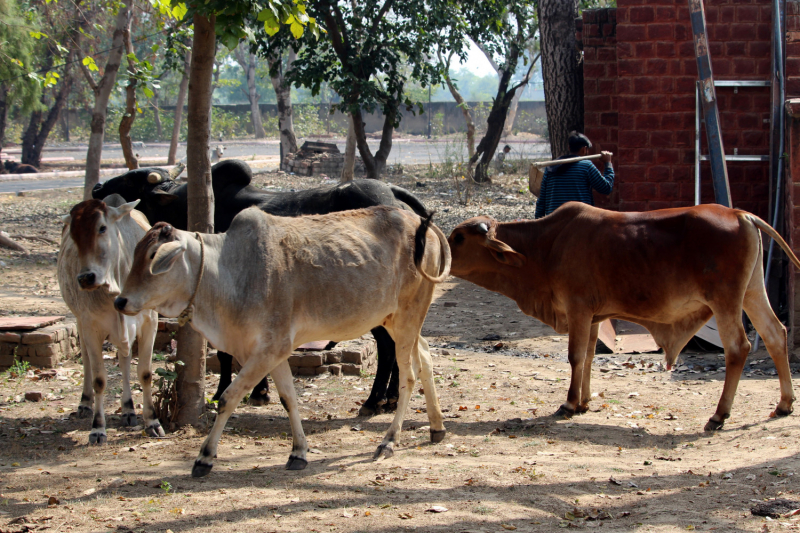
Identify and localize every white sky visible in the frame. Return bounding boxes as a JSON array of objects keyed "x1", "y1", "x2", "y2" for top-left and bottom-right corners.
[{"x1": 456, "y1": 41, "x2": 497, "y2": 77}]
